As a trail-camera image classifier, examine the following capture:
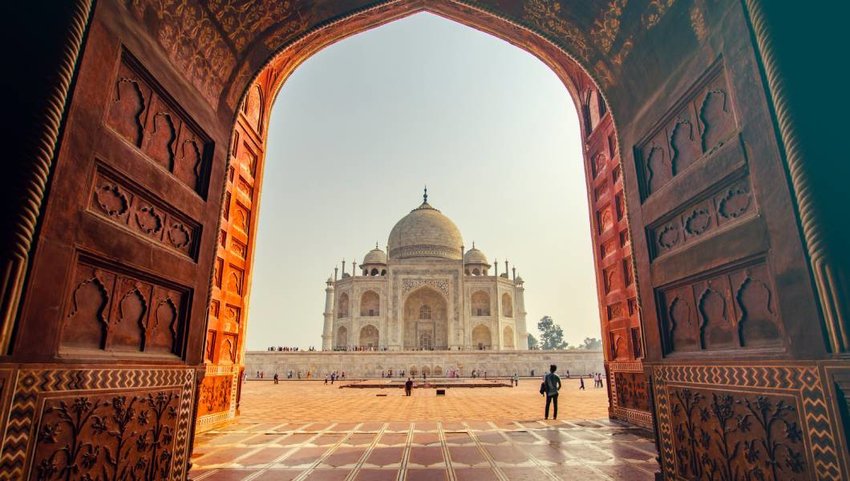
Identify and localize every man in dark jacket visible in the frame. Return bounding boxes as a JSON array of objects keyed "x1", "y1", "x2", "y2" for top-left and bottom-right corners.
[{"x1": 542, "y1": 364, "x2": 562, "y2": 420}]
